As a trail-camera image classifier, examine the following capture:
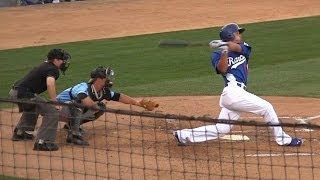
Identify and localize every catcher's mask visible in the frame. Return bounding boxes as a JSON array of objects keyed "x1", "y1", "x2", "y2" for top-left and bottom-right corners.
[
  {"x1": 46, "y1": 48, "x2": 71, "y2": 75},
  {"x1": 219, "y1": 23, "x2": 245, "y2": 42},
  {"x1": 89, "y1": 66, "x2": 114, "y2": 88}
]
